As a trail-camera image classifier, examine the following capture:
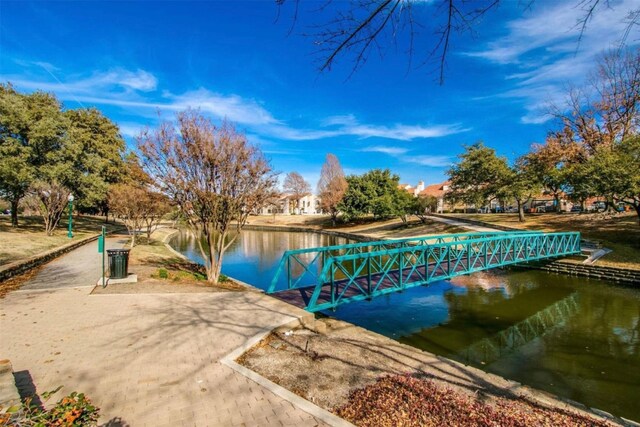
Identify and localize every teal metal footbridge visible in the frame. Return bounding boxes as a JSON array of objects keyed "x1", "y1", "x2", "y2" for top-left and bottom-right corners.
[{"x1": 267, "y1": 231, "x2": 582, "y2": 312}]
